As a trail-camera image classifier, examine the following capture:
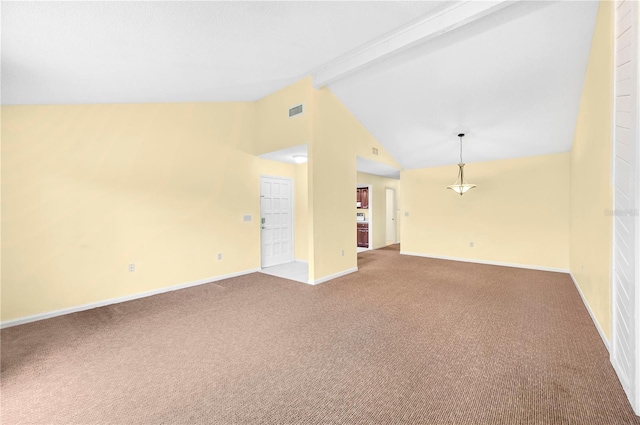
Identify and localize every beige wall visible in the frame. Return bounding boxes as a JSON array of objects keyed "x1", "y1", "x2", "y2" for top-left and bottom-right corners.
[
  {"x1": 1, "y1": 103, "x2": 299, "y2": 321},
  {"x1": 570, "y1": 1, "x2": 613, "y2": 340},
  {"x1": 294, "y1": 163, "x2": 308, "y2": 261},
  {"x1": 401, "y1": 153, "x2": 570, "y2": 269},
  {"x1": 1, "y1": 79, "x2": 402, "y2": 319},
  {"x1": 309, "y1": 87, "x2": 401, "y2": 281},
  {"x1": 356, "y1": 172, "x2": 400, "y2": 249},
  {"x1": 254, "y1": 77, "x2": 313, "y2": 155},
  {"x1": 253, "y1": 78, "x2": 314, "y2": 272},
  {"x1": 5, "y1": 30, "x2": 611, "y2": 321}
]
